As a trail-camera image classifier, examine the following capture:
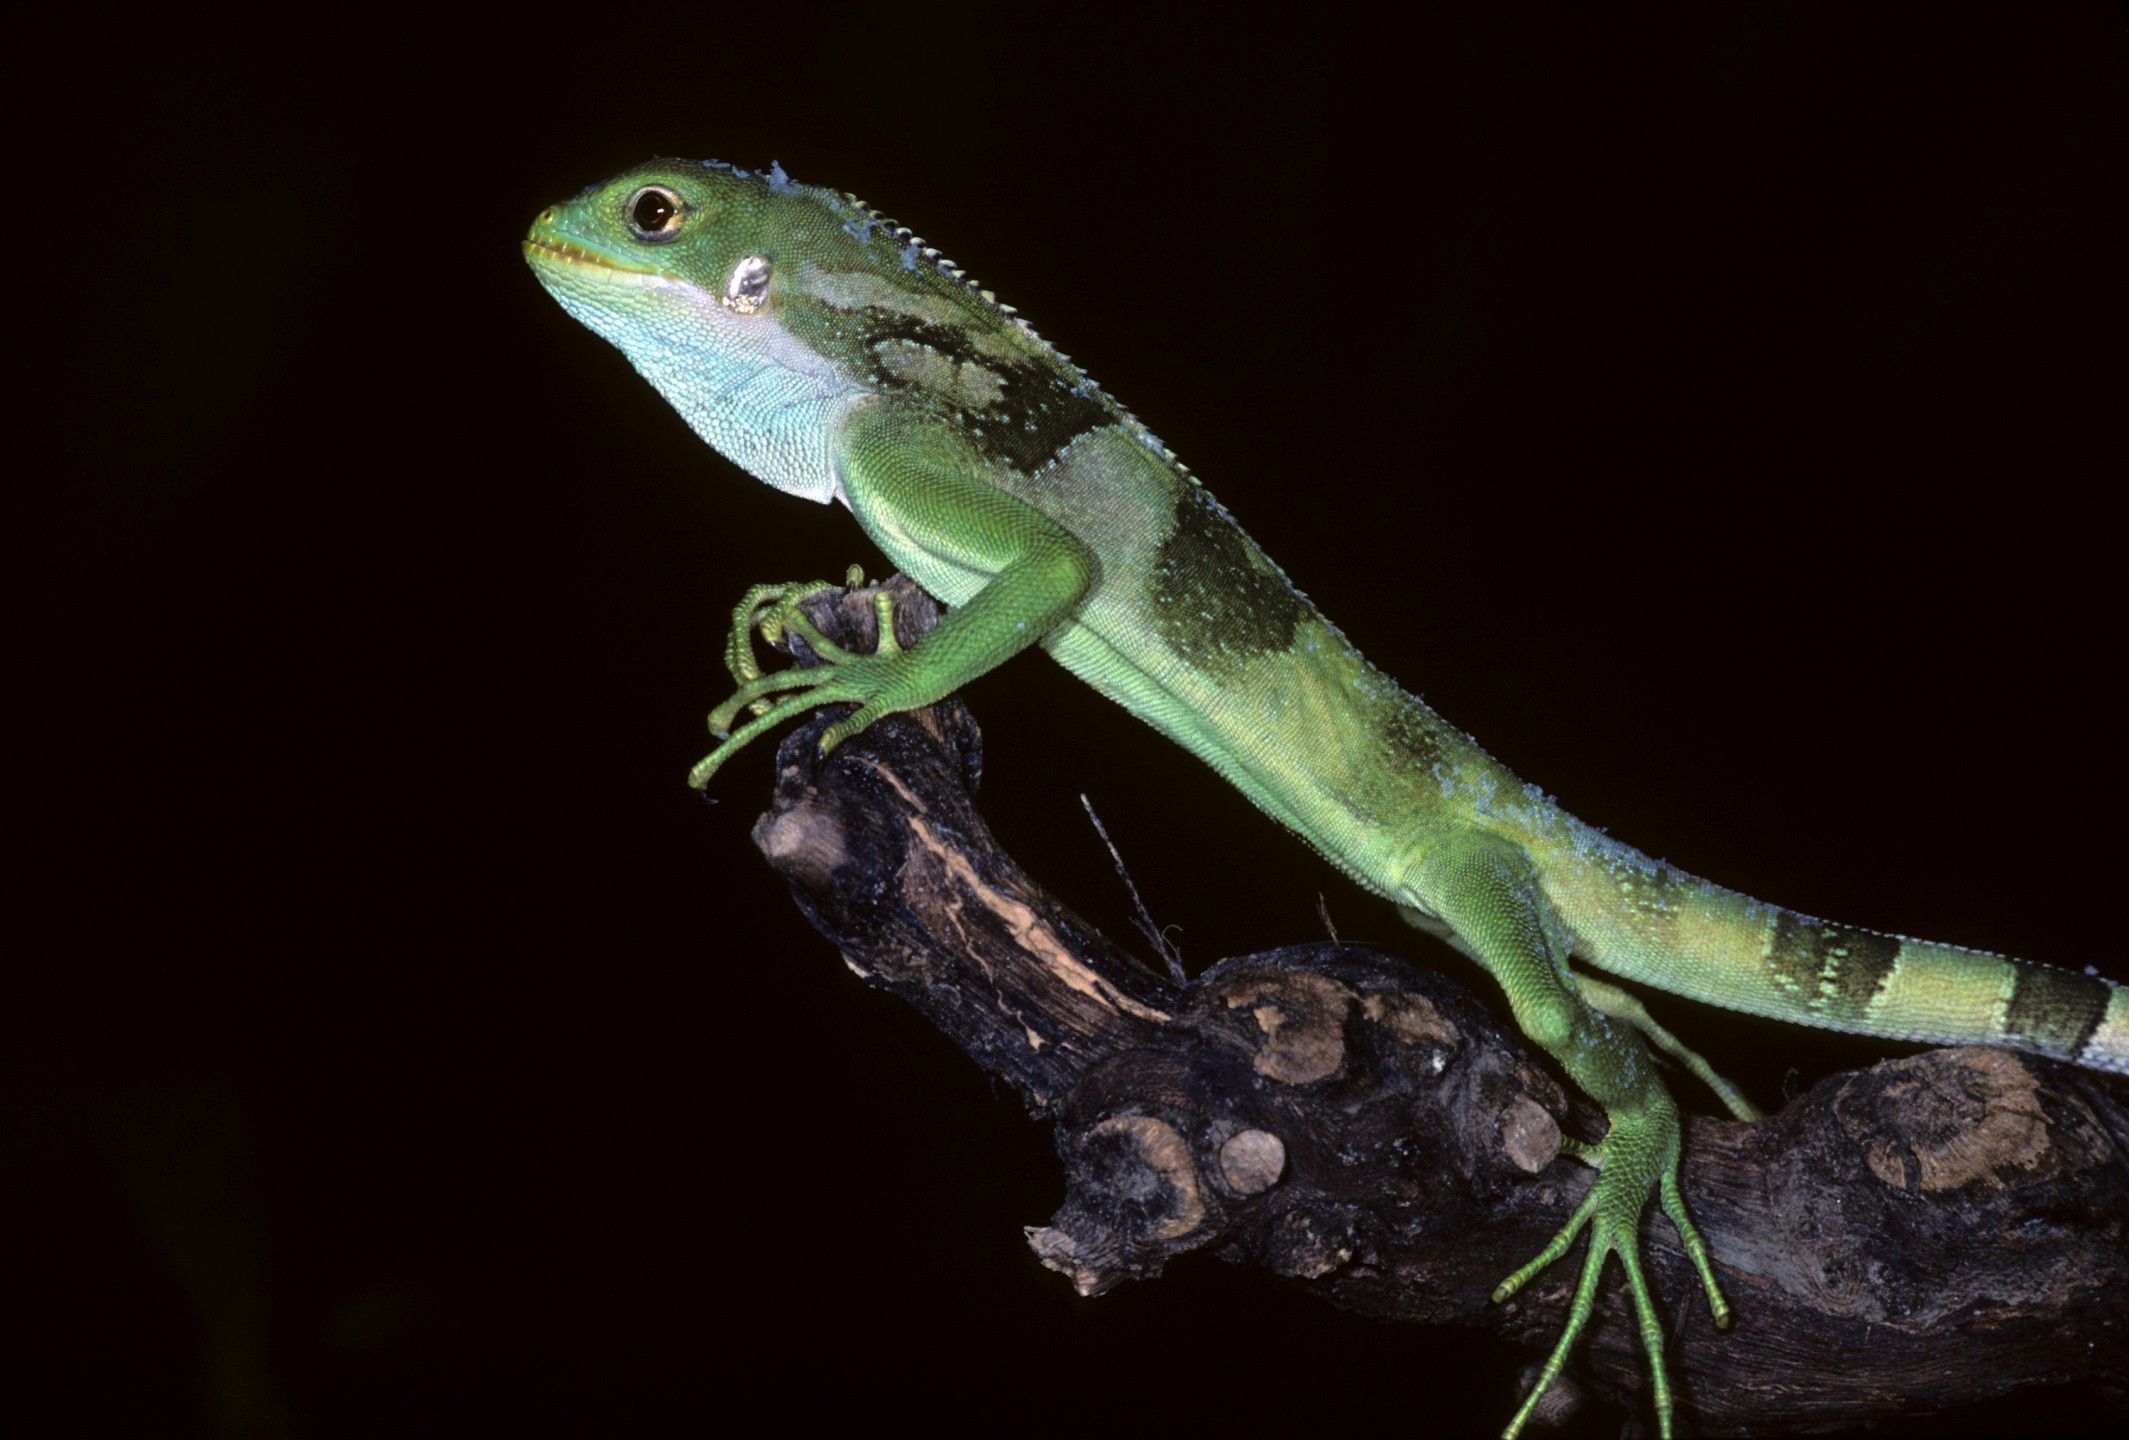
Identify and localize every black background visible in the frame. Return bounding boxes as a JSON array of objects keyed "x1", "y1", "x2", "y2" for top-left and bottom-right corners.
[{"x1": 16, "y1": 6, "x2": 2123, "y2": 1436}]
